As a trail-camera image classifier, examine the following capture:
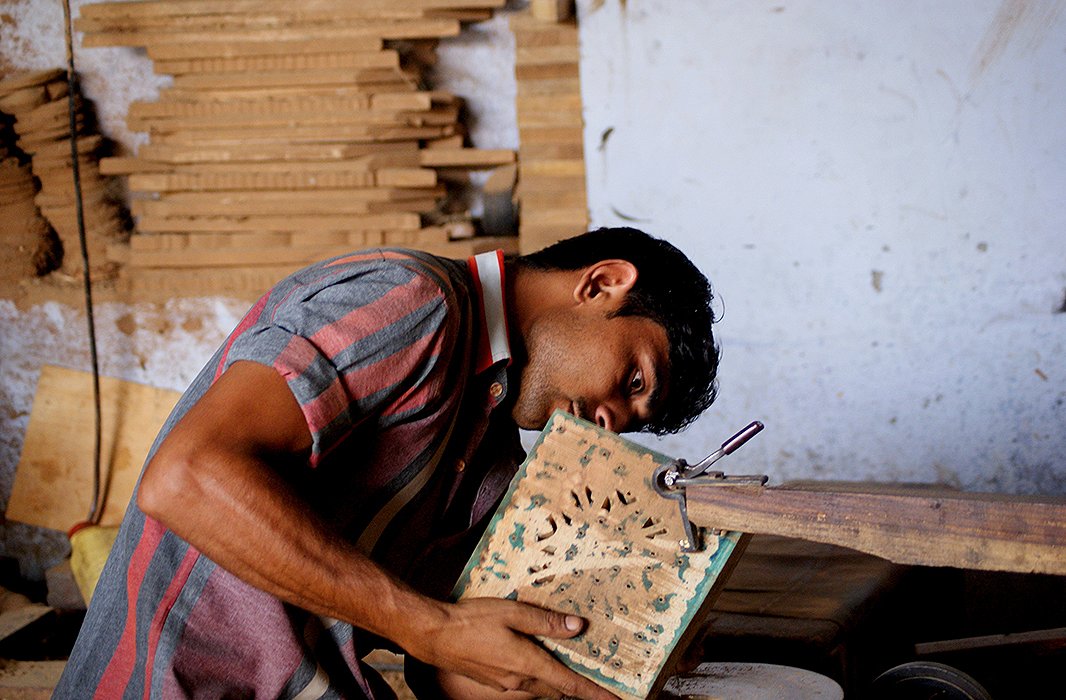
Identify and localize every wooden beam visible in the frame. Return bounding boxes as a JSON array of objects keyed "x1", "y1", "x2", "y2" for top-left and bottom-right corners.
[
  {"x1": 418, "y1": 148, "x2": 514, "y2": 168},
  {"x1": 153, "y1": 50, "x2": 401, "y2": 76},
  {"x1": 135, "y1": 212, "x2": 420, "y2": 233},
  {"x1": 684, "y1": 484, "x2": 1066, "y2": 575},
  {"x1": 135, "y1": 141, "x2": 418, "y2": 163},
  {"x1": 79, "y1": 0, "x2": 505, "y2": 19},
  {"x1": 145, "y1": 37, "x2": 382, "y2": 60},
  {"x1": 80, "y1": 19, "x2": 463, "y2": 48}
]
